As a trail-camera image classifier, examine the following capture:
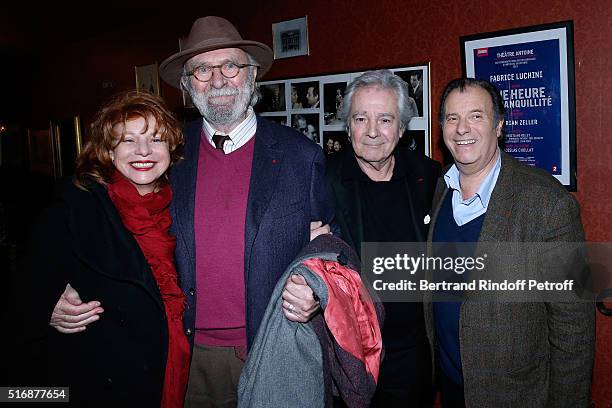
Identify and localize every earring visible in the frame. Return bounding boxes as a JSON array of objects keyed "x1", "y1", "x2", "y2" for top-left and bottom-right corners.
[{"x1": 109, "y1": 151, "x2": 115, "y2": 162}]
